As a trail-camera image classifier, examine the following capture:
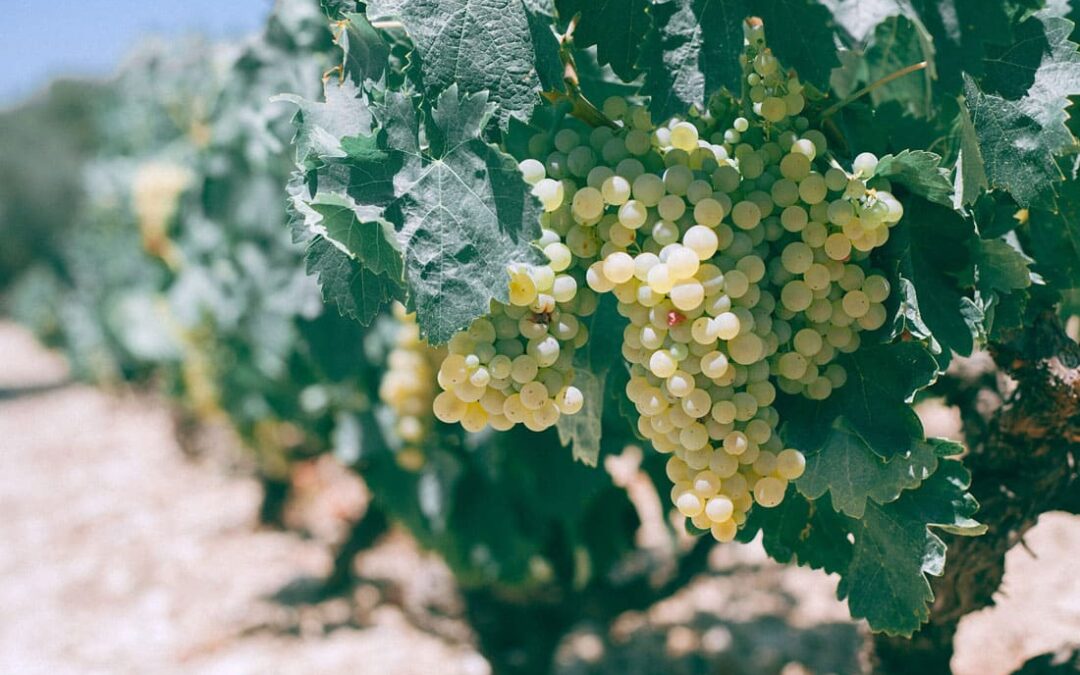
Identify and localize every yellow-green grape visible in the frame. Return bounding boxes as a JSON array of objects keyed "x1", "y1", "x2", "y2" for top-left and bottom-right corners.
[
  {"x1": 519, "y1": 158, "x2": 546, "y2": 185},
  {"x1": 853, "y1": 152, "x2": 879, "y2": 177},
  {"x1": 572, "y1": 186, "x2": 605, "y2": 221},
  {"x1": 776, "y1": 448, "x2": 806, "y2": 480},
  {"x1": 670, "y1": 122, "x2": 699, "y2": 152},
  {"x1": 732, "y1": 200, "x2": 762, "y2": 230},
  {"x1": 760, "y1": 97, "x2": 787, "y2": 123},
  {"x1": 533, "y1": 178, "x2": 564, "y2": 211},
  {"x1": 753, "y1": 476, "x2": 787, "y2": 507}
]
